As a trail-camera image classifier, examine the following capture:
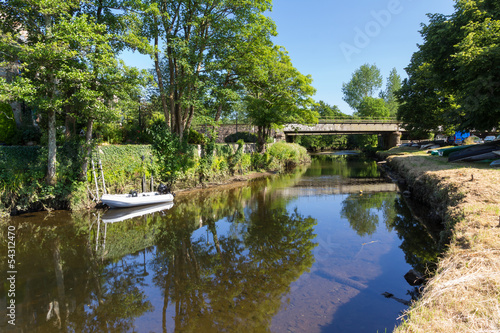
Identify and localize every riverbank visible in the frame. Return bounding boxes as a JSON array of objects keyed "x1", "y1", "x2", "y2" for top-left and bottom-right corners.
[
  {"x1": 379, "y1": 147, "x2": 500, "y2": 332},
  {"x1": 0, "y1": 142, "x2": 310, "y2": 215}
]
